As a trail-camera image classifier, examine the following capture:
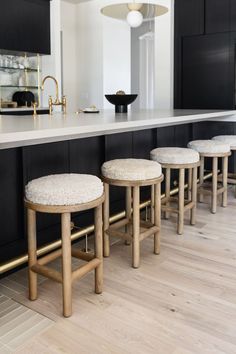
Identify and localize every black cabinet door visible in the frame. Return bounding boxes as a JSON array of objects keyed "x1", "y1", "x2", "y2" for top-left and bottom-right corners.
[
  {"x1": 231, "y1": 0, "x2": 236, "y2": 32},
  {"x1": 174, "y1": 0, "x2": 204, "y2": 109},
  {"x1": 0, "y1": 149, "x2": 24, "y2": 248},
  {"x1": 133, "y1": 130, "x2": 155, "y2": 159},
  {"x1": 205, "y1": 0, "x2": 231, "y2": 34},
  {"x1": 205, "y1": 0, "x2": 231, "y2": 33},
  {"x1": 69, "y1": 137, "x2": 104, "y2": 176},
  {"x1": 174, "y1": 0, "x2": 204, "y2": 36},
  {"x1": 182, "y1": 33, "x2": 234, "y2": 109},
  {"x1": 0, "y1": 0, "x2": 51, "y2": 54}
]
